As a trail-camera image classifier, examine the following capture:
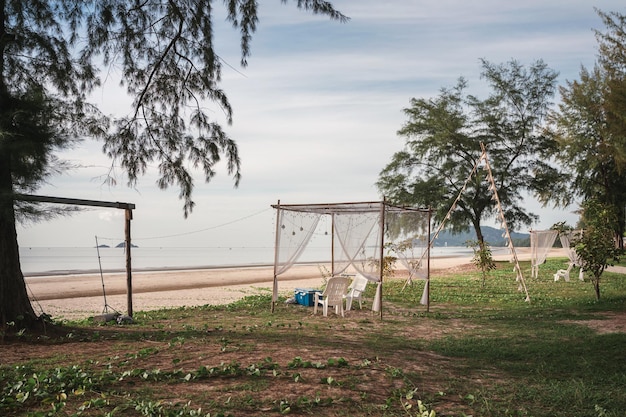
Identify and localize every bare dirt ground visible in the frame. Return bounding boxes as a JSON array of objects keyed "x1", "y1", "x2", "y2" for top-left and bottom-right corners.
[
  {"x1": 562, "y1": 311, "x2": 626, "y2": 334},
  {"x1": 4, "y1": 251, "x2": 626, "y2": 416},
  {"x1": 3, "y1": 299, "x2": 624, "y2": 416}
]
